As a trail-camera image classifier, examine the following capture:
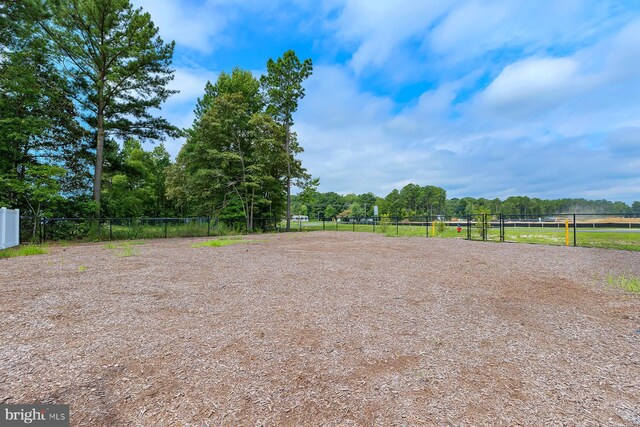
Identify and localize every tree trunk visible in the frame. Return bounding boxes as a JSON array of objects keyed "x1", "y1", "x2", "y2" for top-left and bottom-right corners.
[
  {"x1": 249, "y1": 188, "x2": 255, "y2": 232},
  {"x1": 285, "y1": 122, "x2": 291, "y2": 232},
  {"x1": 93, "y1": 101, "x2": 105, "y2": 216}
]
